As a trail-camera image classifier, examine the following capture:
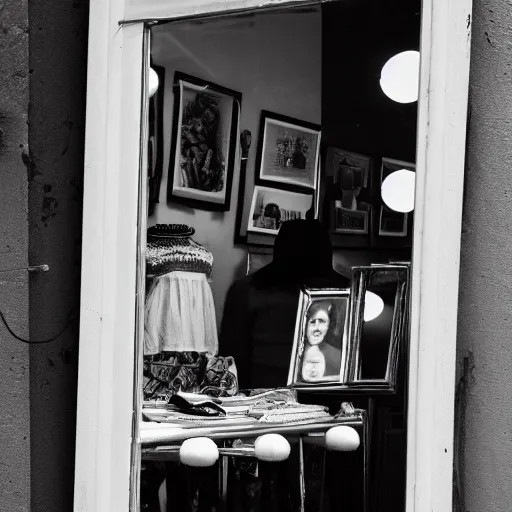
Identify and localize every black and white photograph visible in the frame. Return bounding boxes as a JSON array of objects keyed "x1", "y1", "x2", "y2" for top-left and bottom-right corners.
[
  {"x1": 331, "y1": 149, "x2": 372, "y2": 235},
  {"x1": 167, "y1": 72, "x2": 241, "y2": 211},
  {"x1": 255, "y1": 111, "x2": 321, "y2": 191},
  {"x1": 288, "y1": 289, "x2": 350, "y2": 387},
  {"x1": 247, "y1": 185, "x2": 313, "y2": 235},
  {"x1": 3, "y1": 1, "x2": 483, "y2": 512},
  {"x1": 378, "y1": 157, "x2": 415, "y2": 237}
]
